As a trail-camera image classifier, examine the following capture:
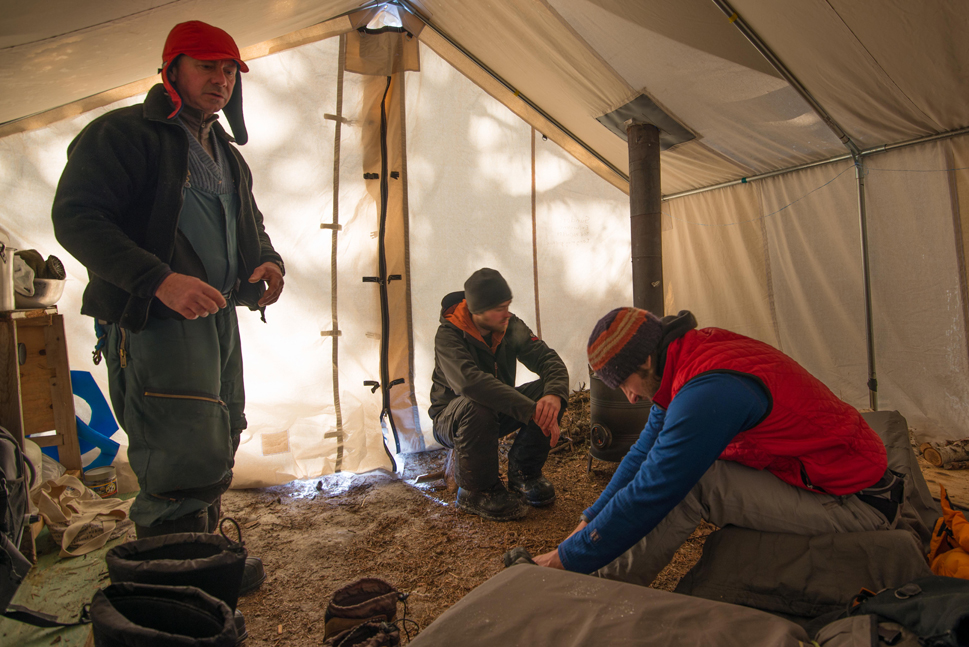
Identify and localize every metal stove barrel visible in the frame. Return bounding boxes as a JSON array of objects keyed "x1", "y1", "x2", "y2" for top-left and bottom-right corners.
[{"x1": 589, "y1": 369, "x2": 651, "y2": 463}]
